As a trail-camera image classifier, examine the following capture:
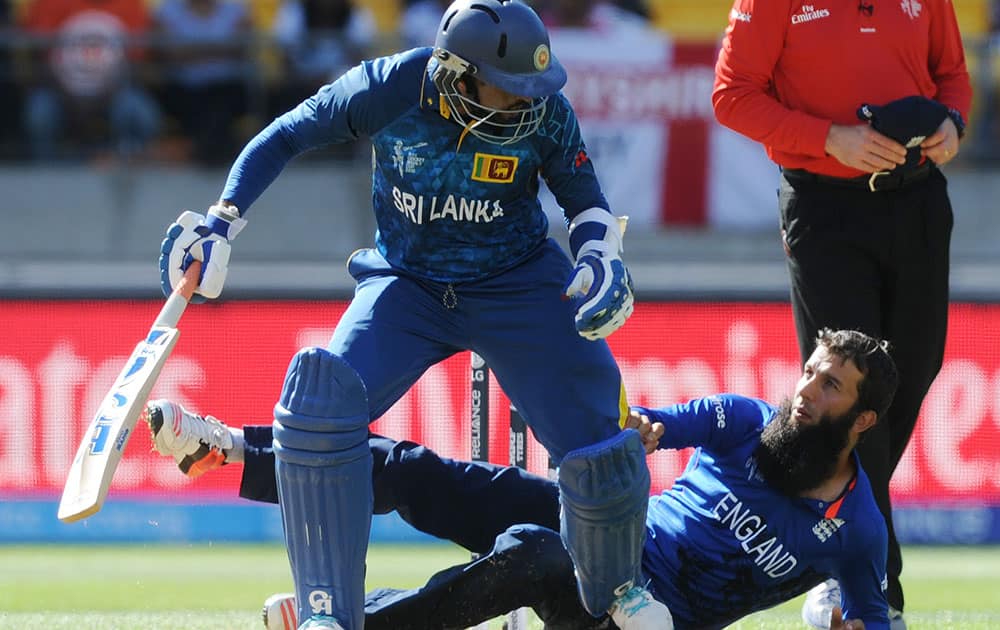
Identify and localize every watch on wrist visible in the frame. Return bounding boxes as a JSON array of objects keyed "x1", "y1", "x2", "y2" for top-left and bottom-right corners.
[{"x1": 947, "y1": 108, "x2": 966, "y2": 140}]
